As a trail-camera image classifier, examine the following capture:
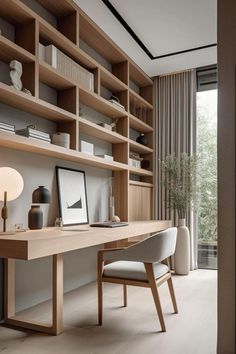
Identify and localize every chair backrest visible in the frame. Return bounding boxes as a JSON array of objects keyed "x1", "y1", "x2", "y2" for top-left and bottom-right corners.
[{"x1": 104, "y1": 227, "x2": 177, "y2": 264}]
